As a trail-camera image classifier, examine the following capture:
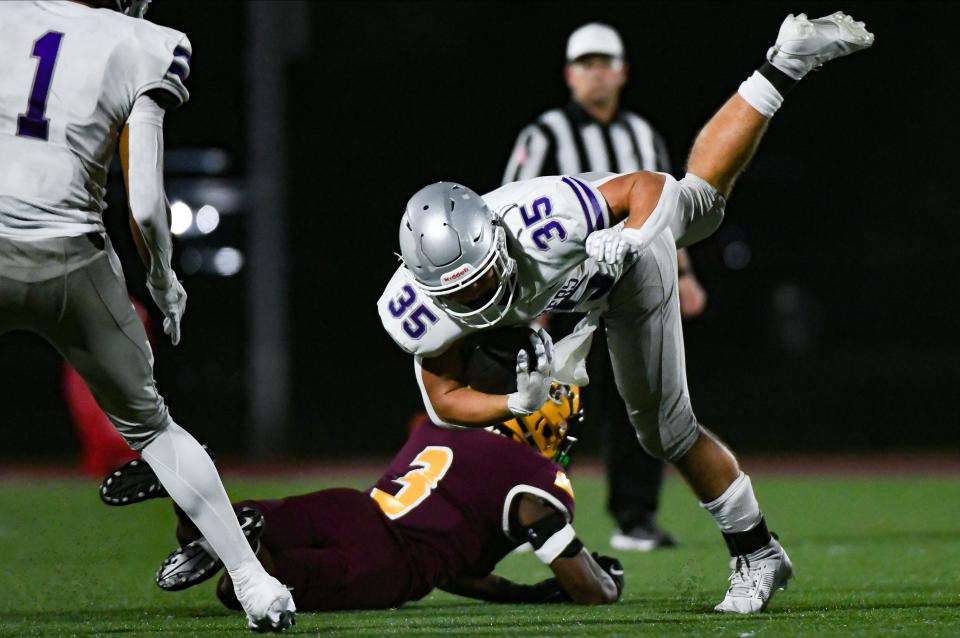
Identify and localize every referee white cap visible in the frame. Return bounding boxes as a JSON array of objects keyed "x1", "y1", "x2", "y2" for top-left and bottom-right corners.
[{"x1": 566, "y1": 23, "x2": 624, "y2": 62}]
